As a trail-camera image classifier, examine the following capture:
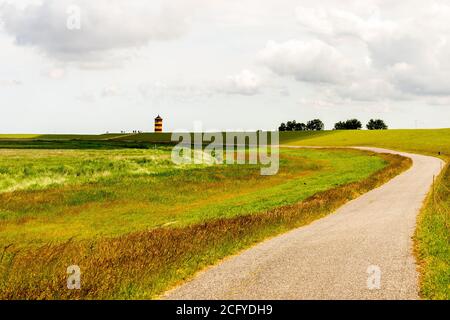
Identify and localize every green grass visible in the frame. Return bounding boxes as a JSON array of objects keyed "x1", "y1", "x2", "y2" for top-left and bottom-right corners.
[
  {"x1": 3, "y1": 129, "x2": 449, "y2": 159},
  {"x1": 0, "y1": 140, "x2": 152, "y2": 150},
  {"x1": 415, "y1": 163, "x2": 450, "y2": 299},
  {"x1": 0, "y1": 147, "x2": 386, "y2": 248},
  {"x1": 0, "y1": 142, "x2": 410, "y2": 299},
  {"x1": 111, "y1": 132, "x2": 175, "y2": 143},
  {"x1": 280, "y1": 129, "x2": 450, "y2": 158},
  {"x1": 0, "y1": 133, "x2": 129, "y2": 140}
]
